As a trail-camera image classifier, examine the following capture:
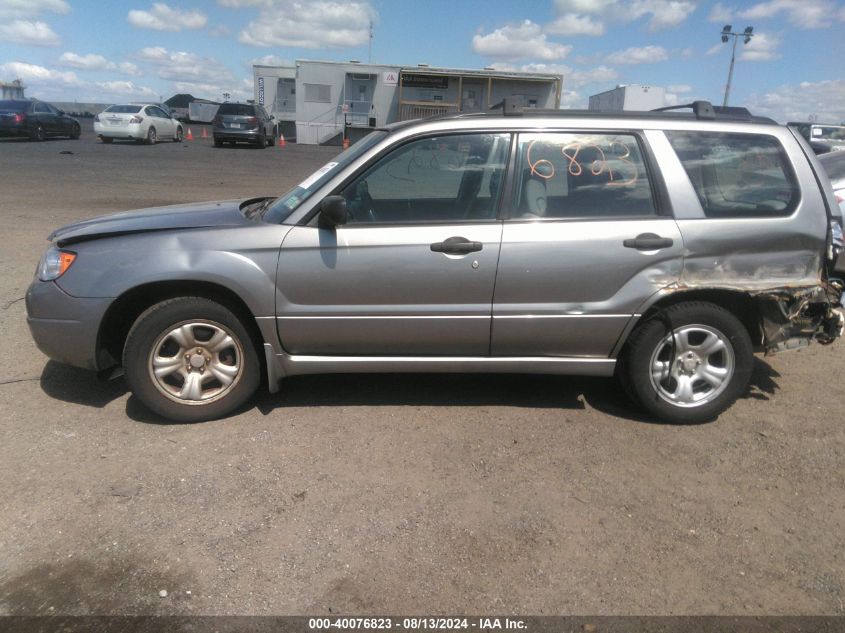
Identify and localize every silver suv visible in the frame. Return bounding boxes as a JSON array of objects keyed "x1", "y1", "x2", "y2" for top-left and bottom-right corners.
[{"x1": 26, "y1": 100, "x2": 845, "y2": 423}]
